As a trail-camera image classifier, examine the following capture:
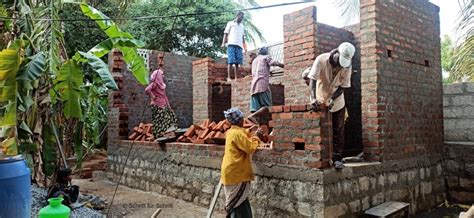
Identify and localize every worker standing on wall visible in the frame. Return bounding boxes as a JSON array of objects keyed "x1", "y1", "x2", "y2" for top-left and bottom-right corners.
[
  {"x1": 222, "y1": 11, "x2": 246, "y2": 81},
  {"x1": 305, "y1": 42, "x2": 355, "y2": 170},
  {"x1": 247, "y1": 47, "x2": 284, "y2": 125},
  {"x1": 145, "y1": 67, "x2": 178, "y2": 138},
  {"x1": 221, "y1": 108, "x2": 264, "y2": 217}
]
